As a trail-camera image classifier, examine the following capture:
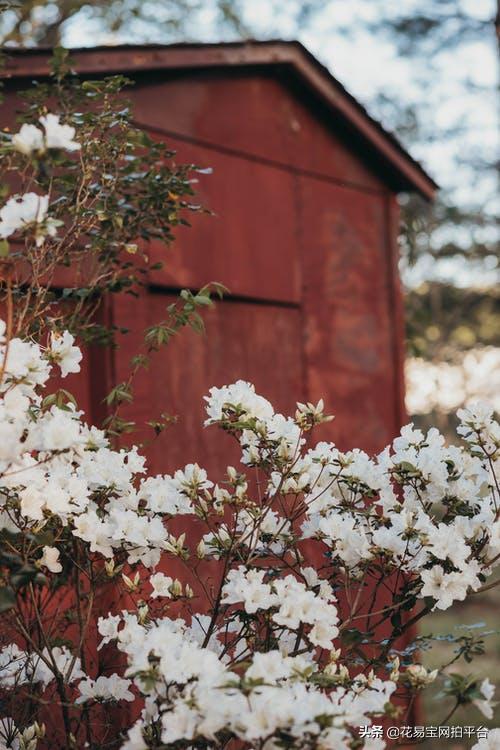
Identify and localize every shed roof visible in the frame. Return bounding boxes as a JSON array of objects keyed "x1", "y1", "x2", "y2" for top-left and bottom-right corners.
[{"x1": 1, "y1": 40, "x2": 437, "y2": 199}]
